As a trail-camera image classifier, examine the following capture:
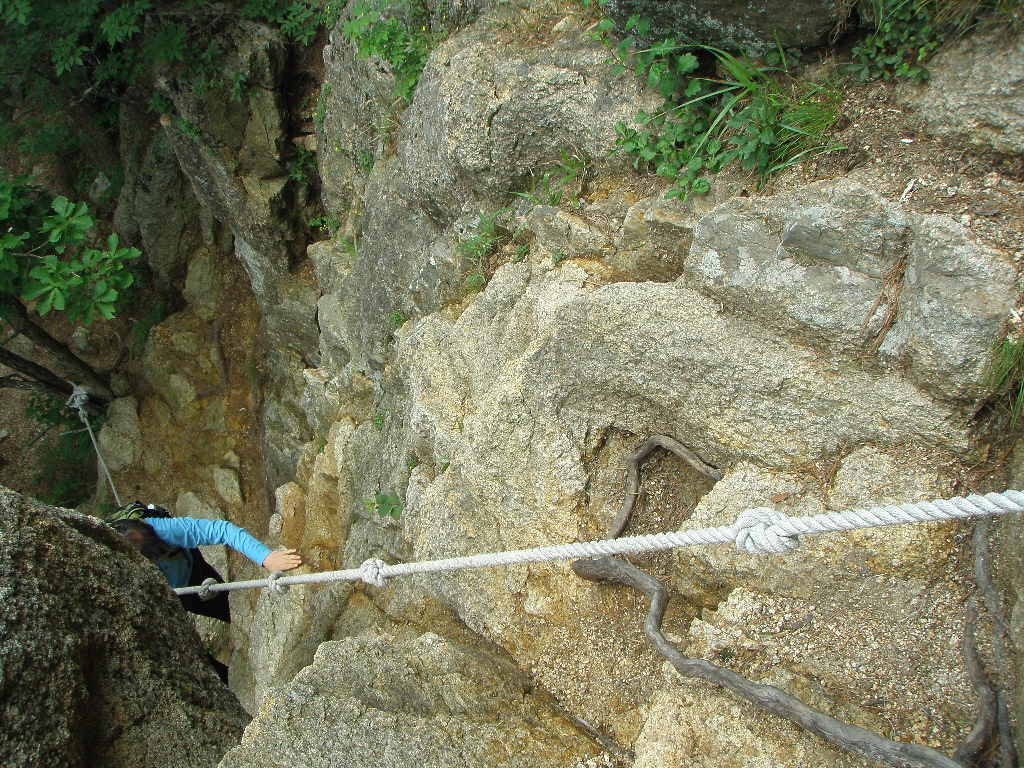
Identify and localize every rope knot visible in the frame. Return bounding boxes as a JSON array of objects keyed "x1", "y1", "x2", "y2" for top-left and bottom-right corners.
[
  {"x1": 198, "y1": 577, "x2": 219, "y2": 602},
  {"x1": 733, "y1": 507, "x2": 799, "y2": 555},
  {"x1": 66, "y1": 384, "x2": 89, "y2": 421},
  {"x1": 266, "y1": 571, "x2": 290, "y2": 595},
  {"x1": 357, "y1": 558, "x2": 388, "y2": 588}
]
